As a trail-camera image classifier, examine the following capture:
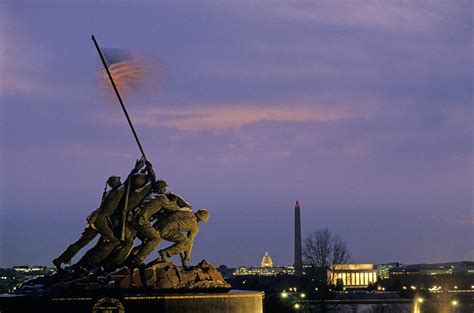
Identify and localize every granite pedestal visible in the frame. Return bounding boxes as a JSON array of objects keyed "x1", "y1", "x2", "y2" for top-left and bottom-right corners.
[{"x1": 0, "y1": 290, "x2": 264, "y2": 313}]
